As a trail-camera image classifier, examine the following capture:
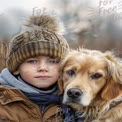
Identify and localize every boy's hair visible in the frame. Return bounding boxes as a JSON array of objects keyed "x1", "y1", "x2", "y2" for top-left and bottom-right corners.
[{"x1": 6, "y1": 9, "x2": 69, "y2": 72}]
